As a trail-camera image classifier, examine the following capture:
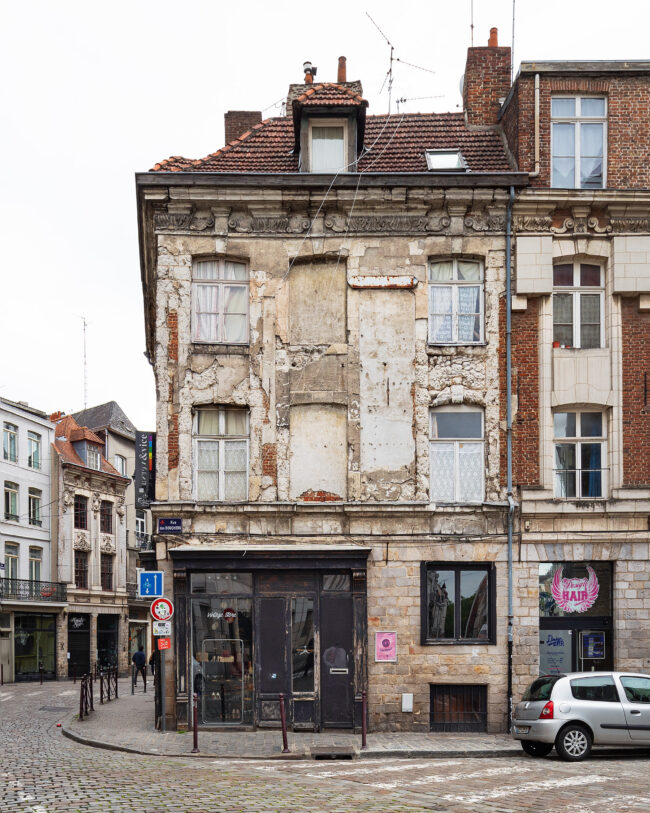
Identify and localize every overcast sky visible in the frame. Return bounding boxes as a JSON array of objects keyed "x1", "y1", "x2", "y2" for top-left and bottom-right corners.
[{"x1": 1, "y1": 1, "x2": 646, "y2": 431}]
